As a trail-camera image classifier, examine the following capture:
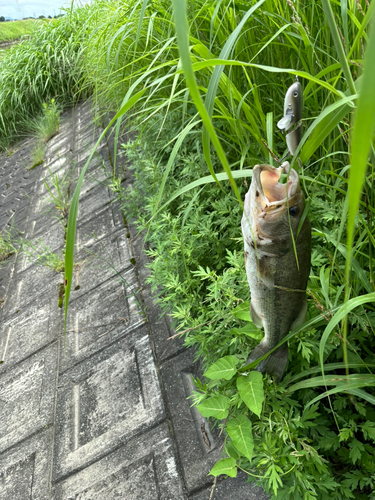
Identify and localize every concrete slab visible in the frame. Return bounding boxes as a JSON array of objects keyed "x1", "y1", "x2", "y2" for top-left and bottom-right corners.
[
  {"x1": 0, "y1": 343, "x2": 58, "y2": 452},
  {"x1": 0, "y1": 429, "x2": 53, "y2": 500},
  {"x1": 76, "y1": 204, "x2": 119, "y2": 246},
  {"x1": 2, "y1": 263, "x2": 62, "y2": 319},
  {"x1": 0, "y1": 296, "x2": 60, "y2": 372},
  {"x1": 73, "y1": 229, "x2": 133, "y2": 296},
  {"x1": 61, "y1": 272, "x2": 144, "y2": 371},
  {"x1": 77, "y1": 184, "x2": 112, "y2": 221},
  {"x1": 53, "y1": 330, "x2": 165, "y2": 480},
  {"x1": 190, "y1": 471, "x2": 269, "y2": 500},
  {"x1": 52, "y1": 424, "x2": 184, "y2": 500},
  {"x1": 18, "y1": 222, "x2": 65, "y2": 271},
  {"x1": 161, "y1": 348, "x2": 223, "y2": 494},
  {"x1": 0, "y1": 255, "x2": 16, "y2": 309}
]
